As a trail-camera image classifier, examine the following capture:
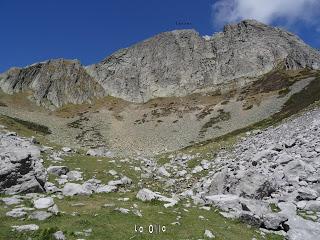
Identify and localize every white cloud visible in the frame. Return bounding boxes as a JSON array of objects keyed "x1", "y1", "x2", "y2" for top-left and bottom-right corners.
[{"x1": 212, "y1": 0, "x2": 320, "y2": 28}]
